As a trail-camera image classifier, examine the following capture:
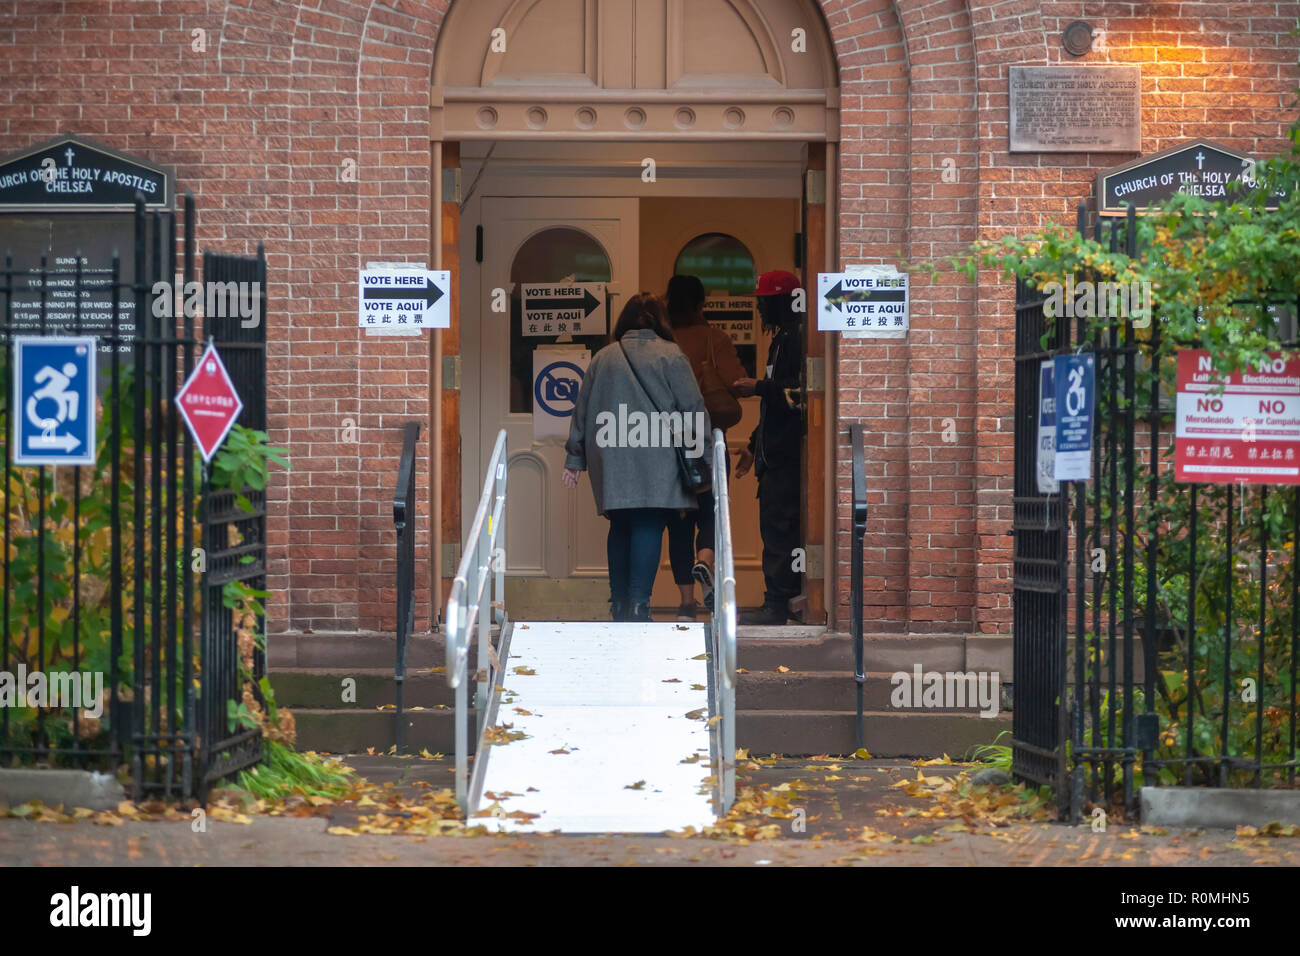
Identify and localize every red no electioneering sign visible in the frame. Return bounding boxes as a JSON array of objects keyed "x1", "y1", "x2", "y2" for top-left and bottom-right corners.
[
  {"x1": 175, "y1": 343, "x2": 244, "y2": 463},
  {"x1": 1175, "y1": 349, "x2": 1300, "y2": 485}
]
